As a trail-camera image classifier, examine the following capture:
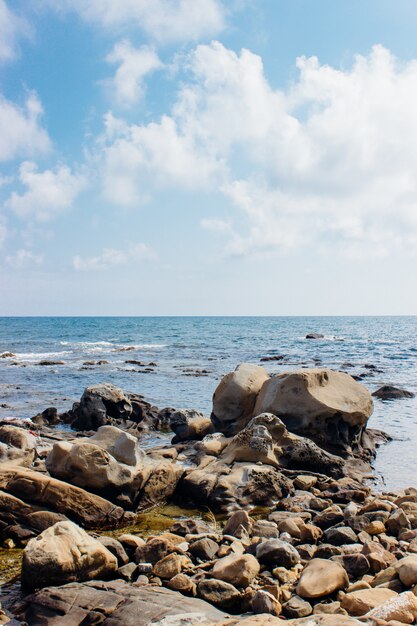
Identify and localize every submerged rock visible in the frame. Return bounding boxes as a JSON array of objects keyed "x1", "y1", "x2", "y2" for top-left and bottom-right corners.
[{"x1": 372, "y1": 385, "x2": 415, "y2": 400}]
